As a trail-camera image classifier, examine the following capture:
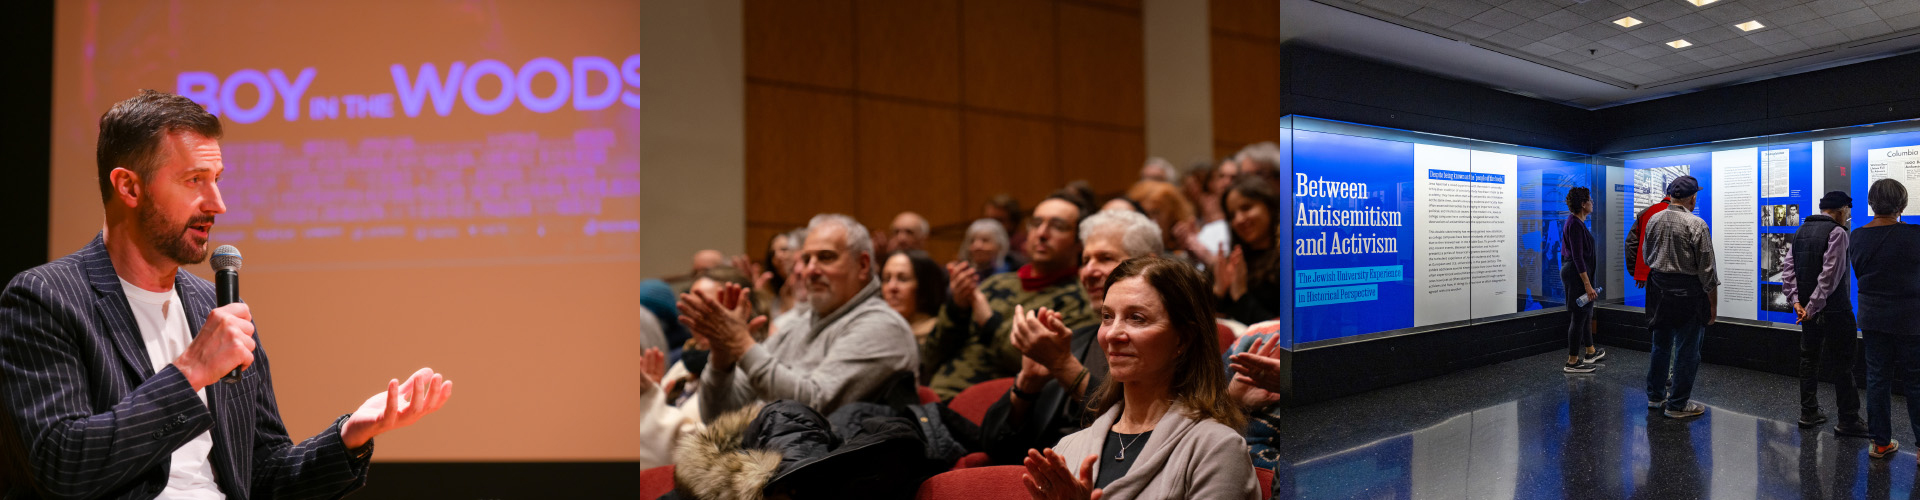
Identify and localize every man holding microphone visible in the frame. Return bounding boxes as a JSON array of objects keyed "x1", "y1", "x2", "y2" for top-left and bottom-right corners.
[{"x1": 0, "y1": 90, "x2": 452, "y2": 499}]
